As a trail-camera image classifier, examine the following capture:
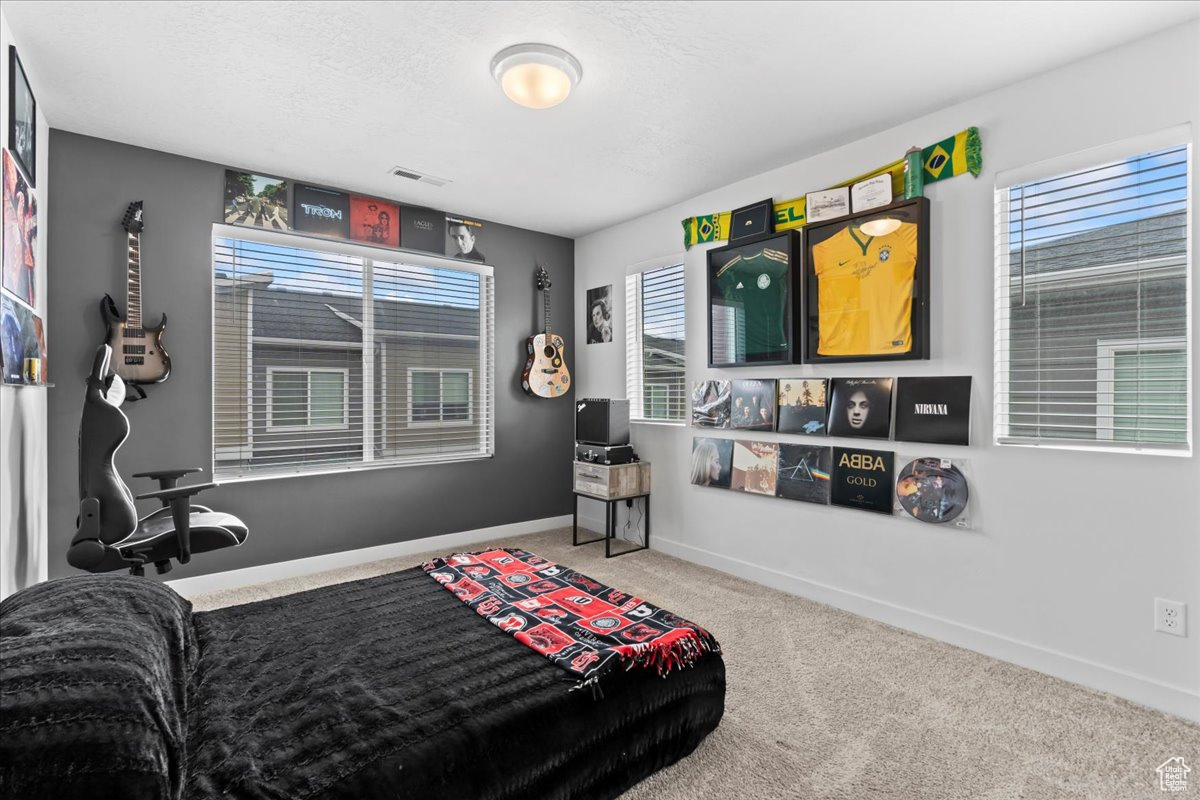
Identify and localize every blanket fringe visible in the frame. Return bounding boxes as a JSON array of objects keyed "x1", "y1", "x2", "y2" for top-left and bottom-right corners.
[{"x1": 619, "y1": 630, "x2": 722, "y2": 678}]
